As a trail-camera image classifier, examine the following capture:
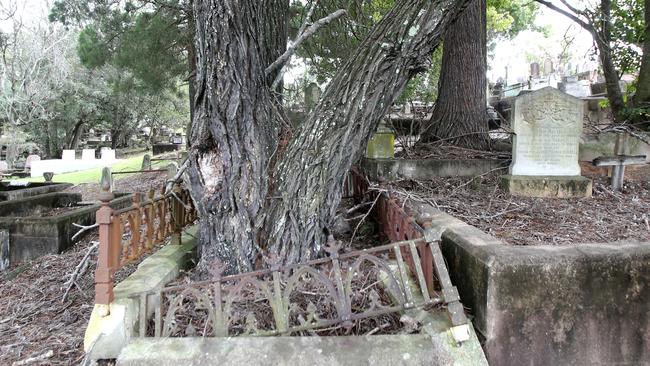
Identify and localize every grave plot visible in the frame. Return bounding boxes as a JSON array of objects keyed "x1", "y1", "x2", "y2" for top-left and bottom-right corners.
[
  {"x1": 0, "y1": 181, "x2": 72, "y2": 201},
  {"x1": 82, "y1": 180, "x2": 486, "y2": 365},
  {"x1": 0, "y1": 192, "x2": 132, "y2": 267}
]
